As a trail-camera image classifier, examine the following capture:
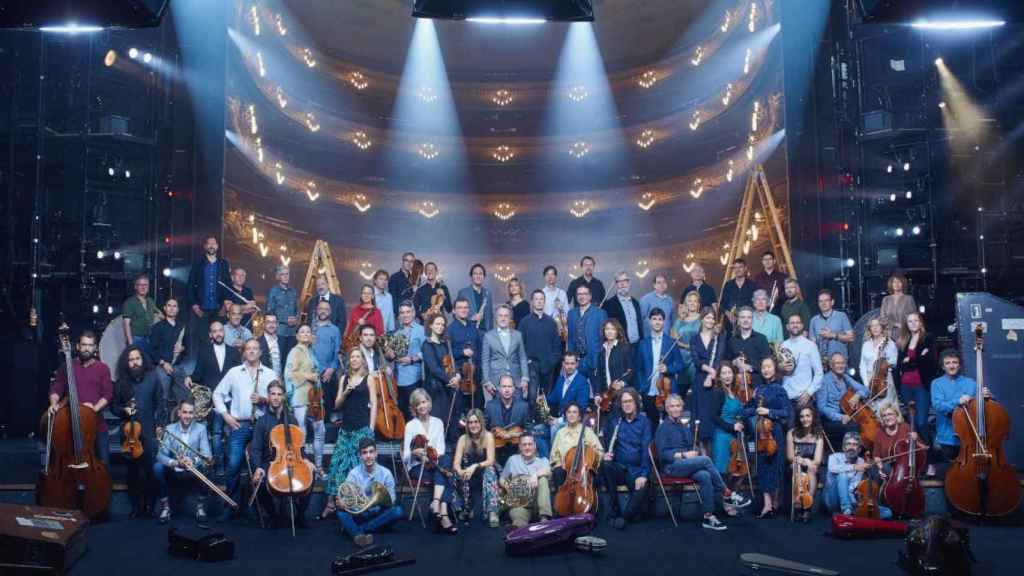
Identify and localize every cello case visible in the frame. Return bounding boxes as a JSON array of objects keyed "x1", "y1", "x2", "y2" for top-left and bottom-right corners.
[
  {"x1": 504, "y1": 514, "x2": 595, "y2": 556},
  {"x1": 830, "y1": 514, "x2": 908, "y2": 539}
]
